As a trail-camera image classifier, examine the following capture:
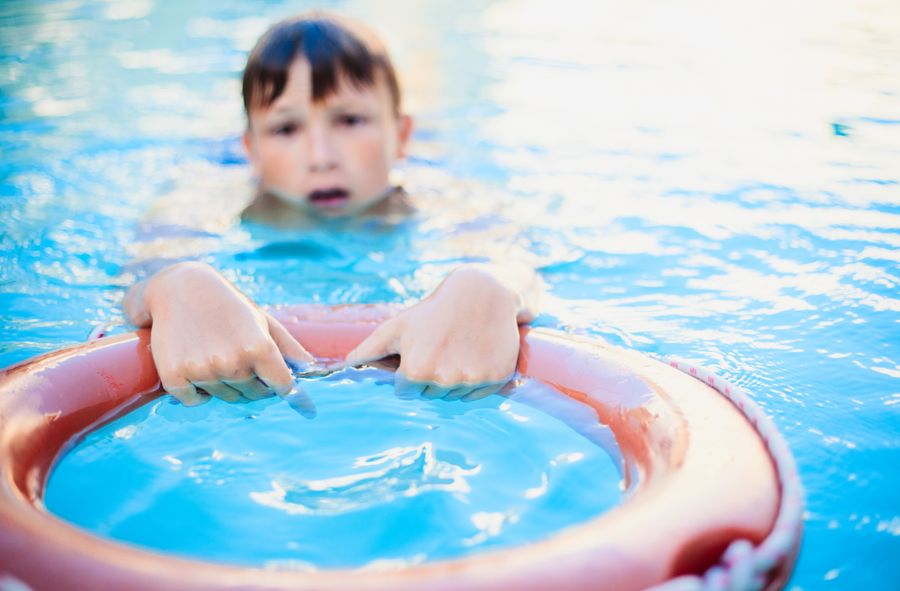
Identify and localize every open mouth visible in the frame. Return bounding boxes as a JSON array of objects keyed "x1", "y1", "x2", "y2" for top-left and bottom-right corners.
[{"x1": 308, "y1": 188, "x2": 350, "y2": 209}]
